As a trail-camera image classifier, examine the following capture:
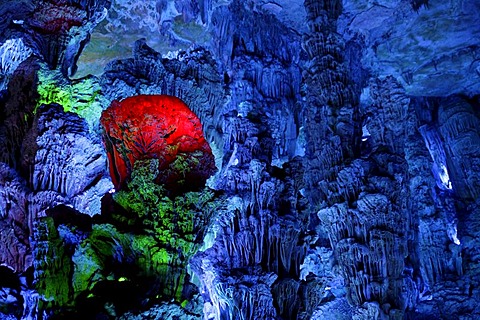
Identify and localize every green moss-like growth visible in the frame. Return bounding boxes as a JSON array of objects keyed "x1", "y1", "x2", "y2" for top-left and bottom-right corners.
[
  {"x1": 33, "y1": 217, "x2": 73, "y2": 310},
  {"x1": 114, "y1": 159, "x2": 217, "y2": 252},
  {"x1": 72, "y1": 224, "x2": 133, "y2": 297},
  {"x1": 113, "y1": 159, "x2": 221, "y2": 301},
  {"x1": 36, "y1": 65, "x2": 106, "y2": 131},
  {"x1": 114, "y1": 159, "x2": 165, "y2": 221},
  {"x1": 170, "y1": 152, "x2": 200, "y2": 186}
]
